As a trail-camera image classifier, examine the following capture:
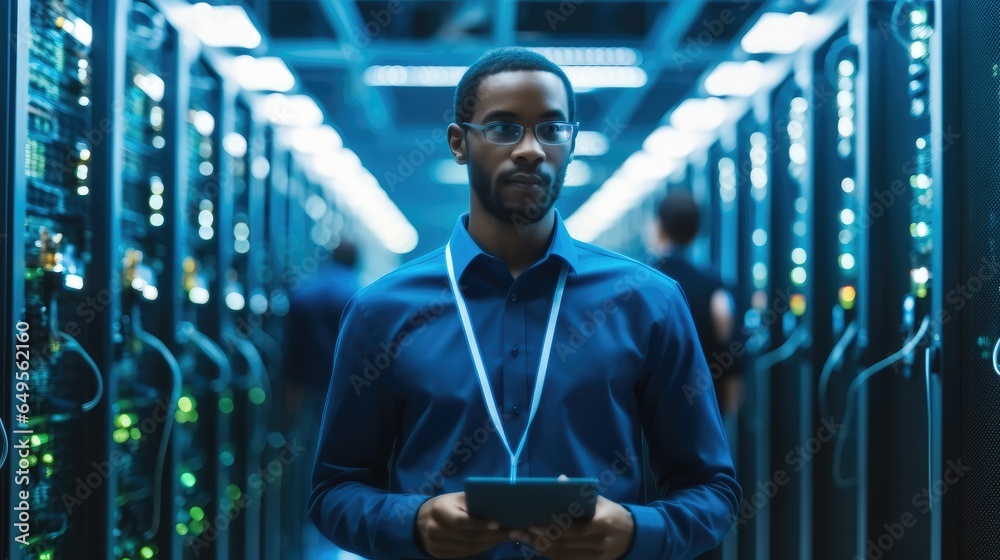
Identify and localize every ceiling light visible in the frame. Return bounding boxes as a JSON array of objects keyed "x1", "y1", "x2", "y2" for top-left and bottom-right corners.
[
  {"x1": 741, "y1": 12, "x2": 811, "y2": 54},
  {"x1": 704, "y1": 61, "x2": 764, "y2": 97},
  {"x1": 291, "y1": 125, "x2": 343, "y2": 155},
  {"x1": 178, "y1": 3, "x2": 262, "y2": 49},
  {"x1": 257, "y1": 94, "x2": 324, "y2": 127},
  {"x1": 233, "y1": 56, "x2": 295, "y2": 92},
  {"x1": 669, "y1": 98, "x2": 728, "y2": 132},
  {"x1": 575, "y1": 131, "x2": 610, "y2": 156},
  {"x1": 528, "y1": 47, "x2": 641, "y2": 66},
  {"x1": 642, "y1": 126, "x2": 711, "y2": 159}
]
